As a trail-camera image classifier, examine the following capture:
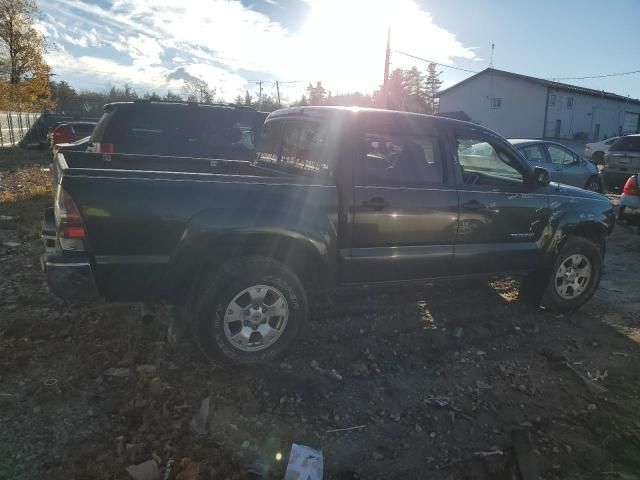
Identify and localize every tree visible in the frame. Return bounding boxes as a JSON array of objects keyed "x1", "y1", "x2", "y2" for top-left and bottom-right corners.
[
  {"x1": 425, "y1": 63, "x2": 442, "y2": 114},
  {"x1": 244, "y1": 90, "x2": 253, "y2": 106},
  {"x1": 258, "y1": 94, "x2": 279, "y2": 112},
  {"x1": 183, "y1": 78, "x2": 215, "y2": 103},
  {"x1": 293, "y1": 94, "x2": 309, "y2": 106},
  {"x1": 163, "y1": 91, "x2": 182, "y2": 101},
  {"x1": 0, "y1": 0, "x2": 52, "y2": 110},
  {"x1": 233, "y1": 94, "x2": 244, "y2": 105},
  {"x1": 143, "y1": 91, "x2": 162, "y2": 101},
  {"x1": 403, "y1": 66, "x2": 429, "y2": 113},
  {"x1": 0, "y1": 0, "x2": 46, "y2": 84},
  {"x1": 306, "y1": 81, "x2": 327, "y2": 105}
]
